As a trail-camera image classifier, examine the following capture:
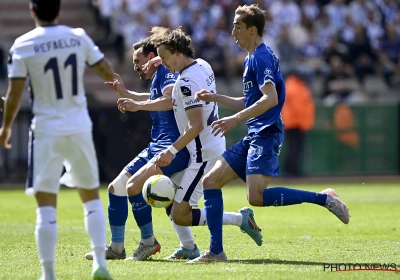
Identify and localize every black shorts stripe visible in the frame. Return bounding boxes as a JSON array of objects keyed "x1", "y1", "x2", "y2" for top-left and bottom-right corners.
[
  {"x1": 183, "y1": 161, "x2": 207, "y2": 202},
  {"x1": 184, "y1": 104, "x2": 203, "y2": 111},
  {"x1": 194, "y1": 136, "x2": 202, "y2": 163},
  {"x1": 26, "y1": 129, "x2": 34, "y2": 190}
]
